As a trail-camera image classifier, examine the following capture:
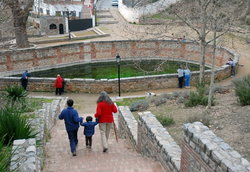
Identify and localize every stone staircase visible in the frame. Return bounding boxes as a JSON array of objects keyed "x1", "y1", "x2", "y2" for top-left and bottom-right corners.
[{"x1": 96, "y1": 10, "x2": 118, "y2": 25}]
